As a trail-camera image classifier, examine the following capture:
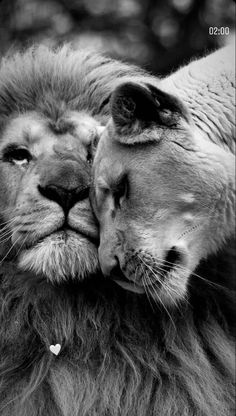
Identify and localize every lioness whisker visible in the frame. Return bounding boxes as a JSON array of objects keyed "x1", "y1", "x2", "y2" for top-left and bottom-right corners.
[
  {"x1": 133, "y1": 263, "x2": 139, "y2": 286},
  {"x1": 142, "y1": 273, "x2": 156, "y2": 312},
  {"x1": 146, "y1": 263, "x2": 184, "y2": 305},
  {"x1": 138, "y1": 254, "x2": 177, "y2": 326},
  {"x1": 153, "y1": 255, "x2": 228, "y2": 292},
  {"x1": 138, "y1": 254, "x2": 186, "y2": 311},
  {"x1": 141, "y1": 247, "x2": 228, "y2": 293},
  {"x1": 146, "y1": 271, "x2": 177, "y2": 331}
]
